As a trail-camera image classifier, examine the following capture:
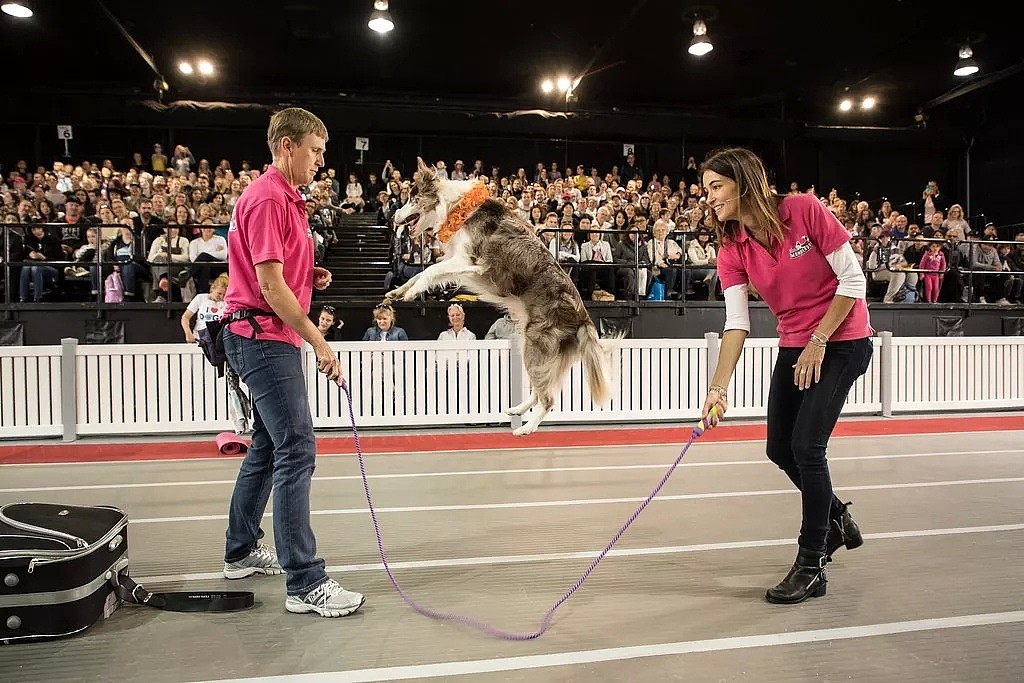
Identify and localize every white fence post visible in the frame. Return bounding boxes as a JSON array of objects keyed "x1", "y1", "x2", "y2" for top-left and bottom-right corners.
[
  {"x1": 704, "y1": 332, "x2": 720, "y2": 388},
  {"x1": 508, "y1": 341, "x2": 523, "y2": 430},
  {"x1": 60, "y1": 337, "x2": 78, "y2": 442},
  {"x1": 879, "y1": 332, "x2": 893, "y2": 418}
]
